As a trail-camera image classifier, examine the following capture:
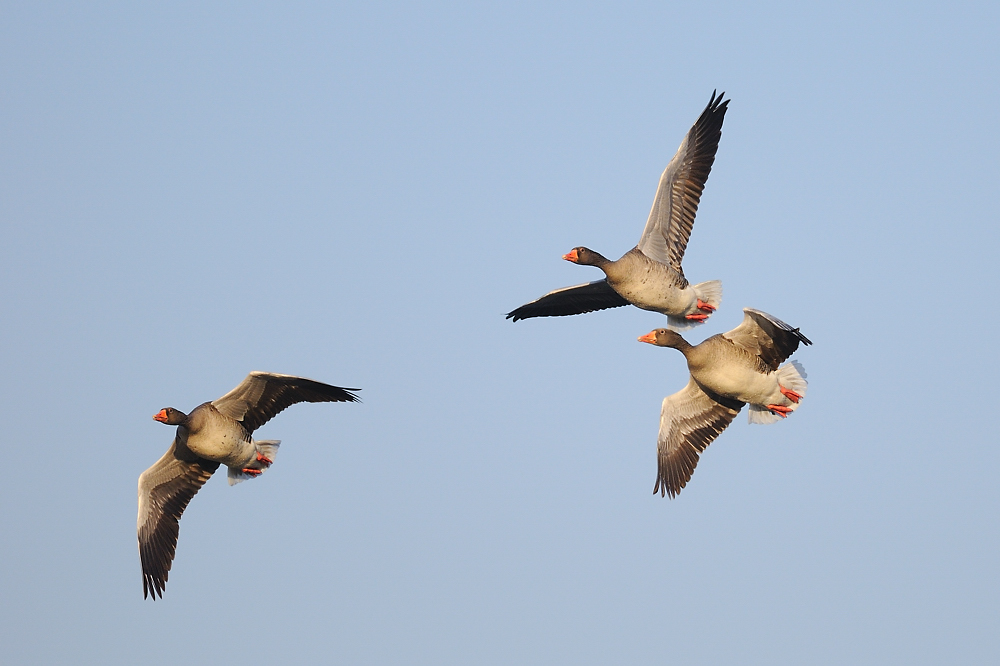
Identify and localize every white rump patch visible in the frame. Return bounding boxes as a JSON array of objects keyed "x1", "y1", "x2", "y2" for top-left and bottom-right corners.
[
  {"x1": 748, "y1": 361, "x2": 808, "y2": 424},
  {"x1": 255, "y1": 440, "x2": 281, "y2": 464},
  {"x1": 748, "y1": 403, "x2": 785, "y2": 425},
  {"x1": 227, "y1": 468, "x2": 253, "y2": 485},
  {"x1": 777, "y1": 361, "x2": 808, "y2": 397},
  {"x1": 227, "y1": 440, "x2": 281, "y2": 486},
  {"x1": 667, "y1": 280, "x2": 723, "y2": 332},
  {"x1": 666, "y1": 315, "x2": 703, "y2": 332},
  {"x1": 691, "y1": 280, "x2": 722, "y2": 310}
]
